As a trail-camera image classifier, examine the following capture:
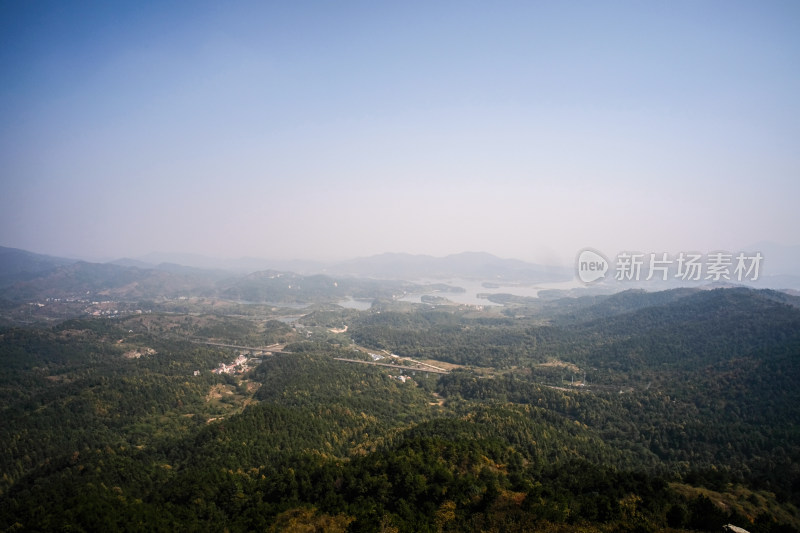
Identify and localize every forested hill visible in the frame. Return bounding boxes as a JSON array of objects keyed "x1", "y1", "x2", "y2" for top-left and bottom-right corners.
[
  {"x1": 0, "y1": 246, "x2": 76, "y2": 288},
  {"x1": 351, "y1": 287, "x2": 800, "y2": 371},
  {"x1": 558, "y1": 287, "x2": 800, "y2": 370},
  {"x1": 1, "y1": 286, "x2": 799, "y2": 531}
]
